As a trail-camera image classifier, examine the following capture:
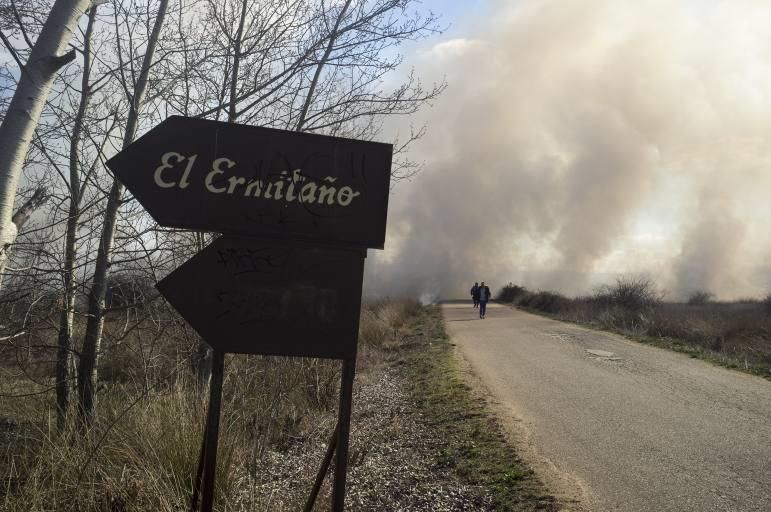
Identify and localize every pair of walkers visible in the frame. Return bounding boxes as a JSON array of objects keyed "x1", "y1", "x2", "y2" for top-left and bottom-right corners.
[{"x1": 470, "y1": 282, "x2": 491, "y2": 319}]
